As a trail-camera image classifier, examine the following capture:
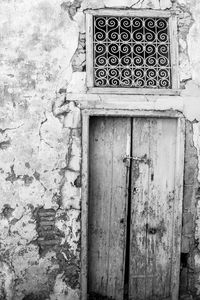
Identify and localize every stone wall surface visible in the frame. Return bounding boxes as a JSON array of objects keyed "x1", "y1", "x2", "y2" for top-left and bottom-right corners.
[{"x1": 0, "y1": 0, "x2": 200, "y2": 299}]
